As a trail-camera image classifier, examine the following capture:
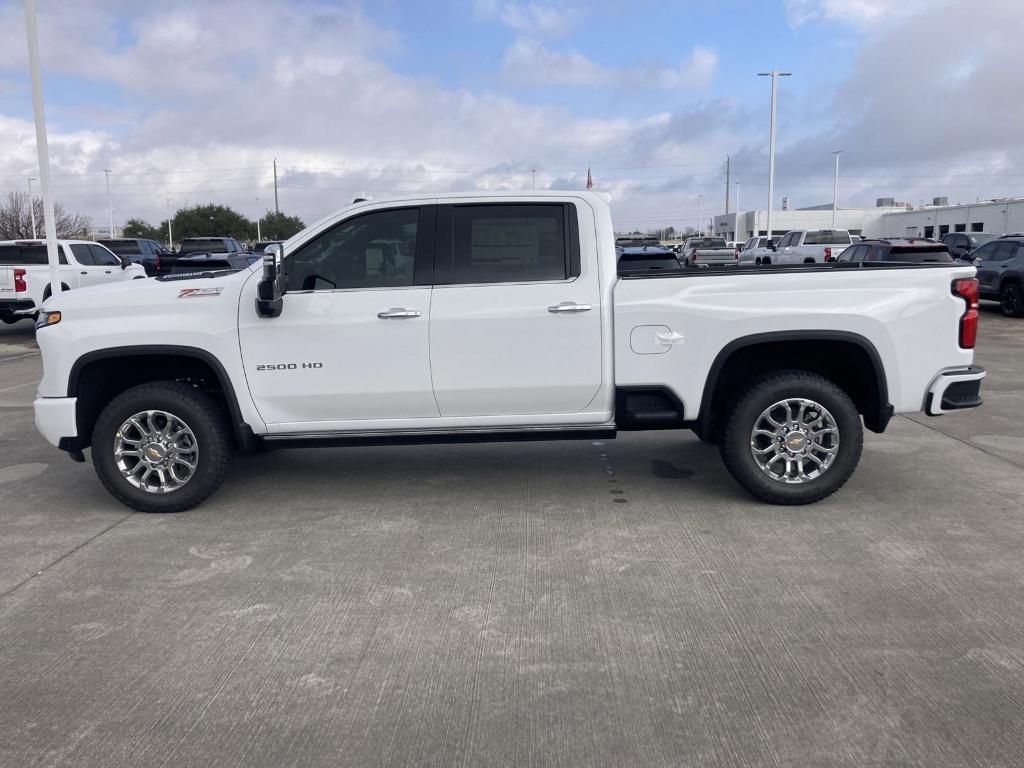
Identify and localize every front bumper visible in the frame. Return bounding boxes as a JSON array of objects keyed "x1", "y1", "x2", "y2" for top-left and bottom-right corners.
[
  {"x1": 926, "y1": 366, "x2": 985, "y2": 415},
  {"x1": 0, "y1": 298, "x2": 37, "y2": 317},
  {"x1": 34, "y1": 396, "x2": 77, "y2": 447}
]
